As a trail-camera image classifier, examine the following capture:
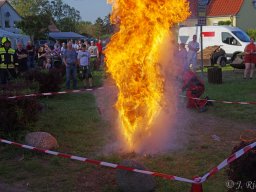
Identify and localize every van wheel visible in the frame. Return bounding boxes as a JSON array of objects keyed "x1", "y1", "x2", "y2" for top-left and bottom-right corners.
[{"x1": 220, "y1": 58, "x2": 226, "y2": 67}]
